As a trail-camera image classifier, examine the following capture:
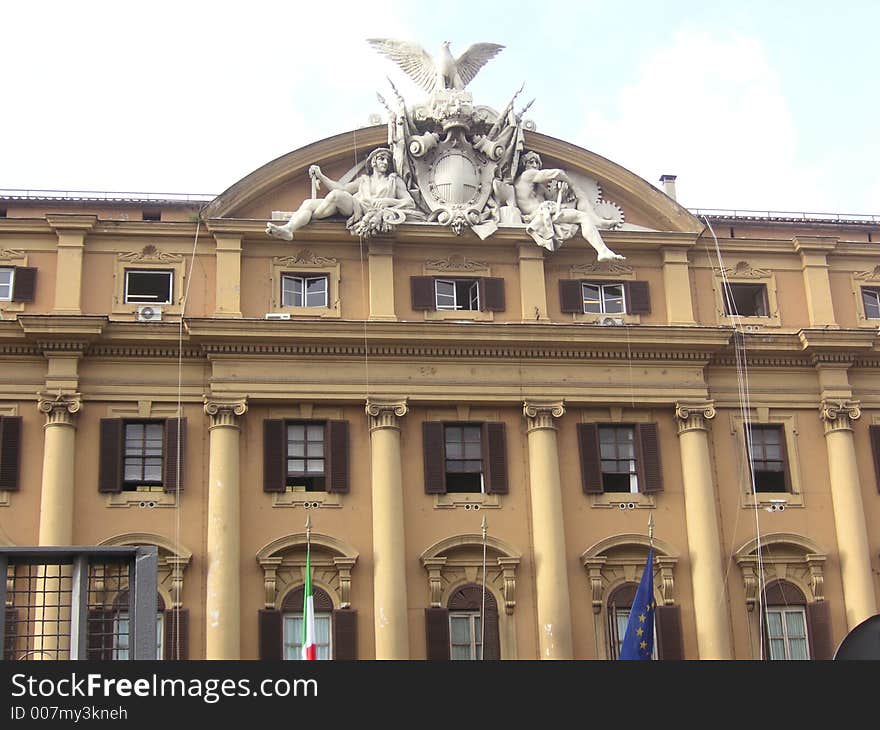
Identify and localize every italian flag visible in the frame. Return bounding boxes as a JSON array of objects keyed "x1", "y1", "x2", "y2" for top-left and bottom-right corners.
[{"x1": 301, "y1": 546, "x2": 317, "y2": 660}]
